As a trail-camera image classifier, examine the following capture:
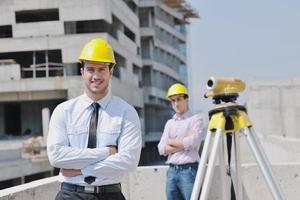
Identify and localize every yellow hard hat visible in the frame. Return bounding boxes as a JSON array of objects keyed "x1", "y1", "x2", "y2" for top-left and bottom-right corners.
[
  {"x1": 167, "y1": 83, "x2": 189, "y2": 99},
  {"x1": 79, "y1": 38, "x2": 116, "y2": 64}
]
